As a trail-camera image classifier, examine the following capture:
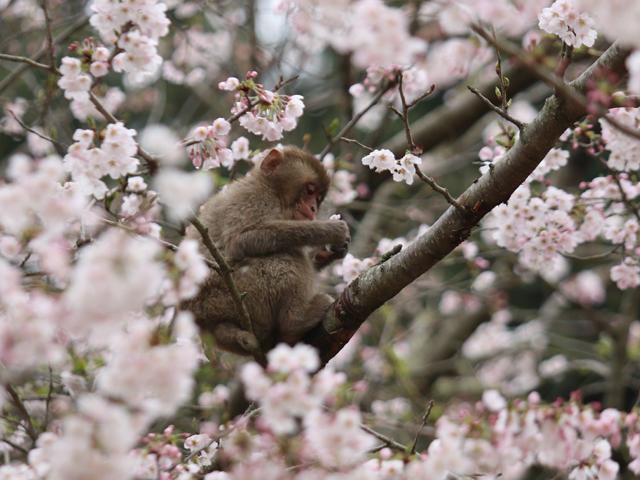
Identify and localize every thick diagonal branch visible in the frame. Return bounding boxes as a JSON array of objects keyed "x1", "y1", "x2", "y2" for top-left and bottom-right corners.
[{"x1": 303, "y1": 43, "x2": 629, "y2": 365}]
